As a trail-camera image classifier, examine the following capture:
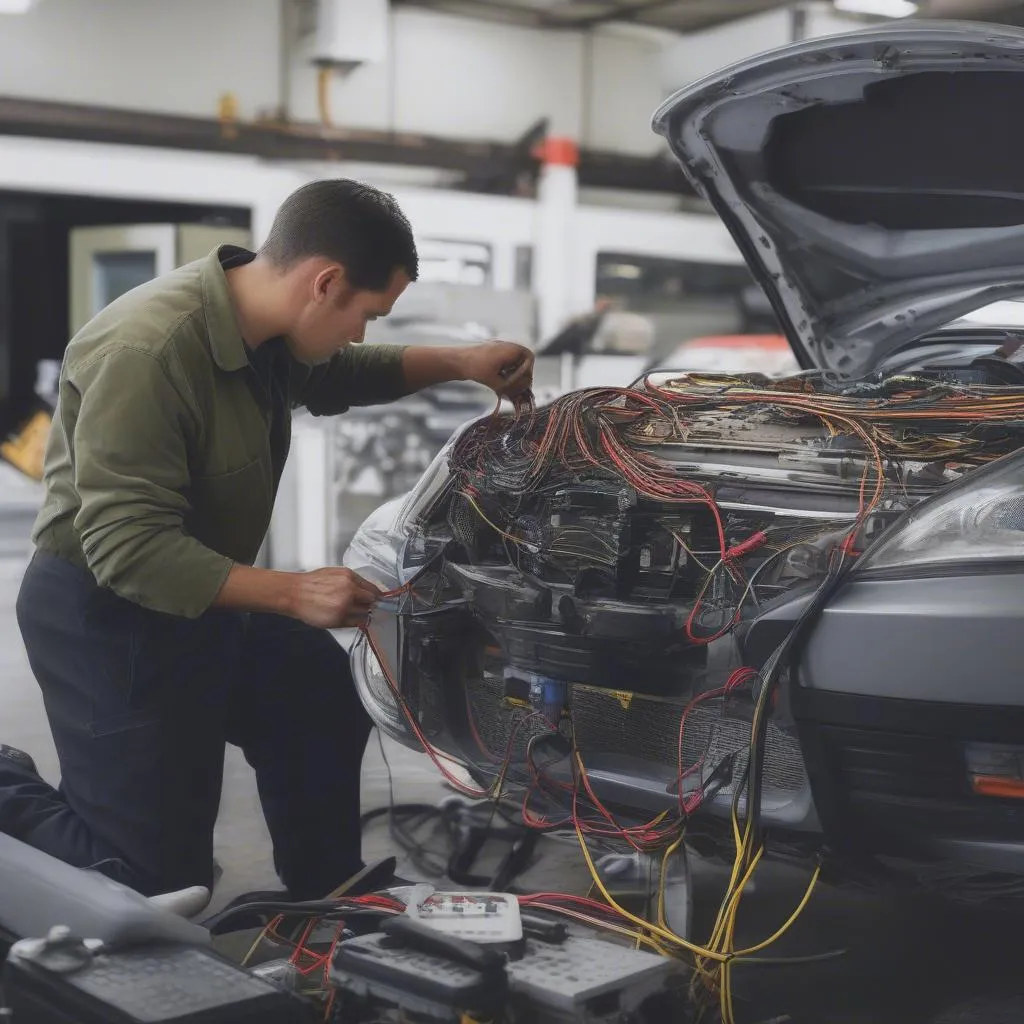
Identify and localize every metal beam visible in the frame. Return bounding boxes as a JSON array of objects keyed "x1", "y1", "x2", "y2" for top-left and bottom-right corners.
[
  {"x1": 578, "y1": 150, "x2": 690, "y2": 193},
  {"x1": 390, "y1": 0, "x2": 791, "y2": 33},
  {"x1": 569, "y1": 0, "x2": 701, "y2": 32},
  {"x1": 0, "y1": 95, "x2": 695, "y2": 198}
]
